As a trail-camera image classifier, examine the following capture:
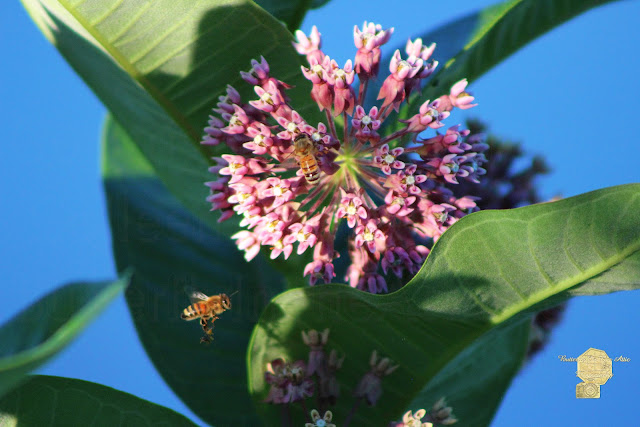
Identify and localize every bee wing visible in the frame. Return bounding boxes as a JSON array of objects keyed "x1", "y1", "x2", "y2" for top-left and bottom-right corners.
[{"x1": 185, "y1": 286, "x2": 209, "y2": 304}]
